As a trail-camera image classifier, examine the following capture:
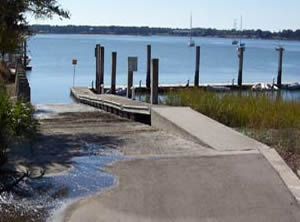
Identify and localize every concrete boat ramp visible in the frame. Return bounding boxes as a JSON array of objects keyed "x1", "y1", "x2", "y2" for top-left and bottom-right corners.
[{"x1": 45, "y1": 88, "x2": 300, "y2": 221}]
